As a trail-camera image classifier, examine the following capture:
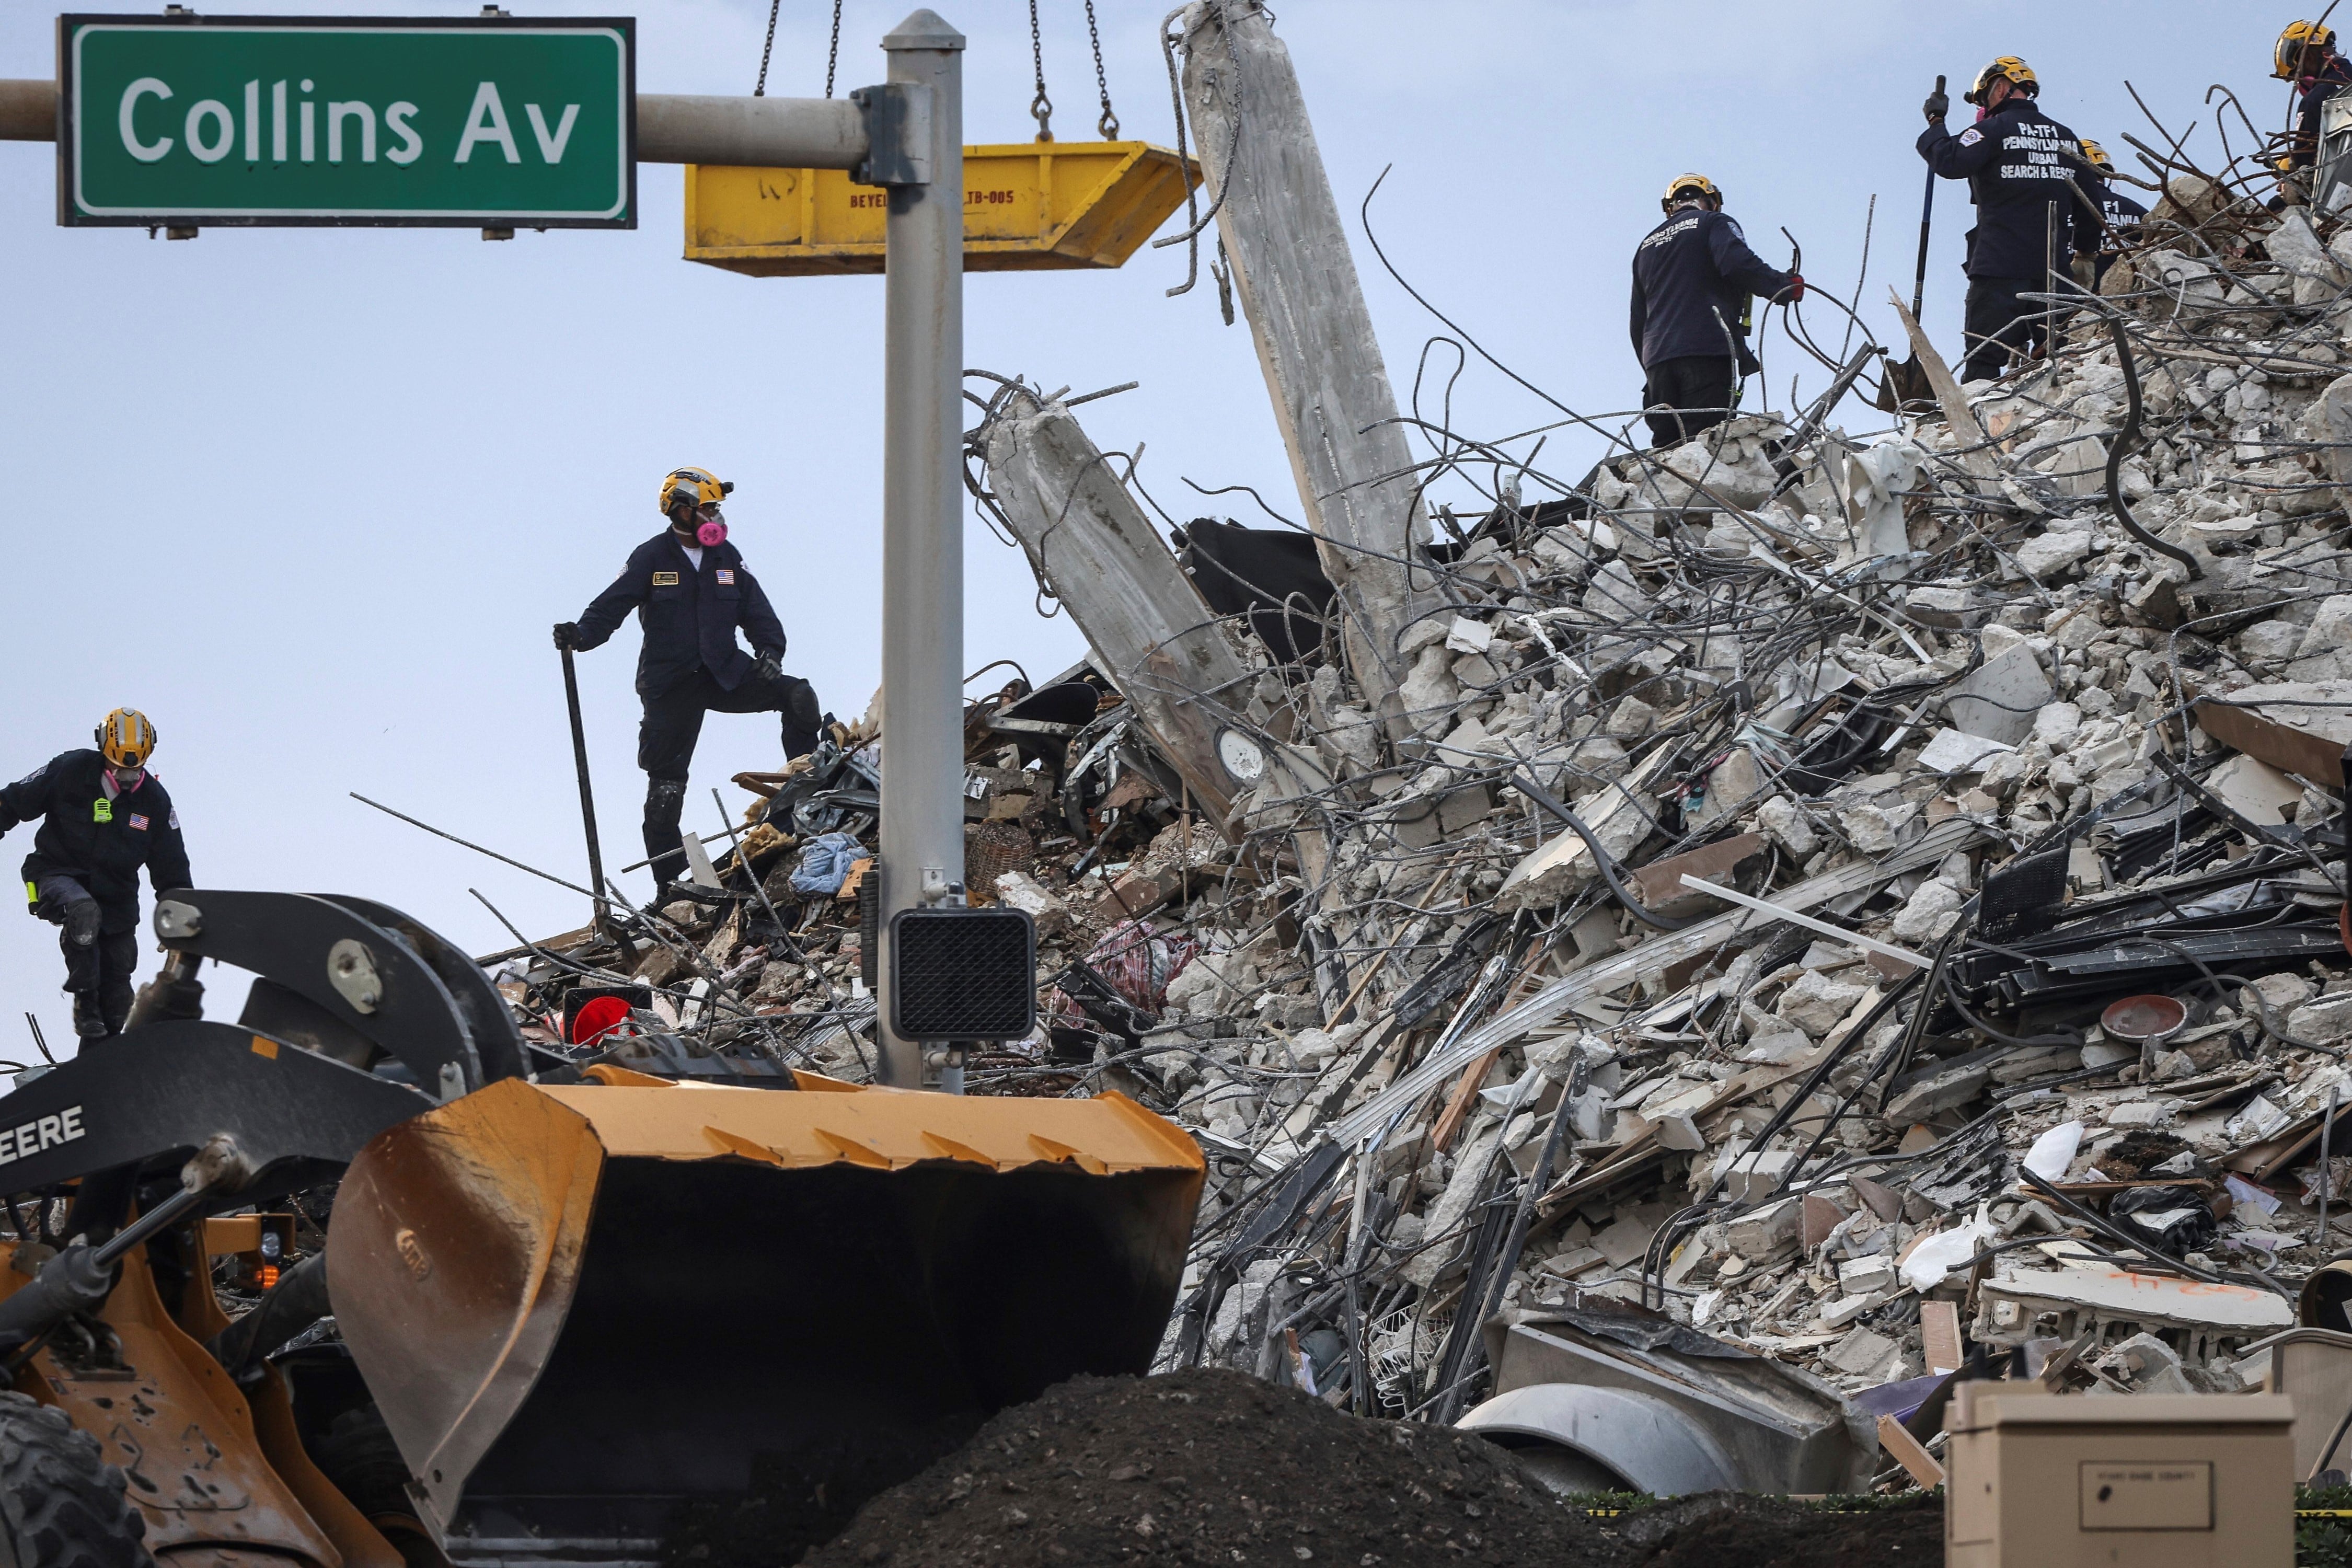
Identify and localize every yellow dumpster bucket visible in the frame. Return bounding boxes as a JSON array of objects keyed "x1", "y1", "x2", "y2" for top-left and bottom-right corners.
[
  {"x1": 684, "y1": 141, "x2": 1200, "y2": 276},
  {"x1": 326, "y1": 1074, "x2": 1203, "y2": 1552}
]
